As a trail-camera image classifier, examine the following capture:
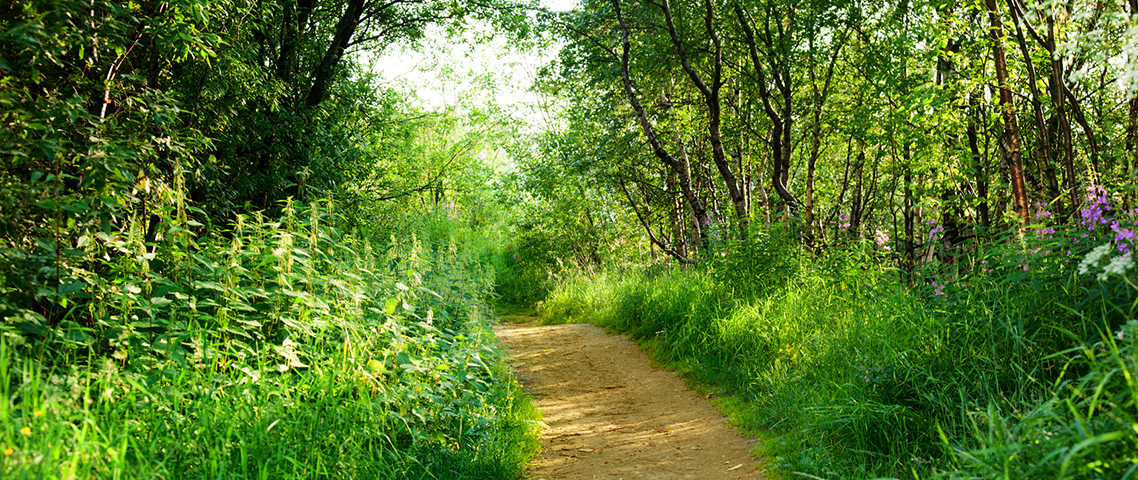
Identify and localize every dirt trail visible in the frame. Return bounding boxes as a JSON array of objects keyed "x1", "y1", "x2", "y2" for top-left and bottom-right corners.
[{"x1": 494, "y1": 322, "x2": 763, "y2": 480}]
